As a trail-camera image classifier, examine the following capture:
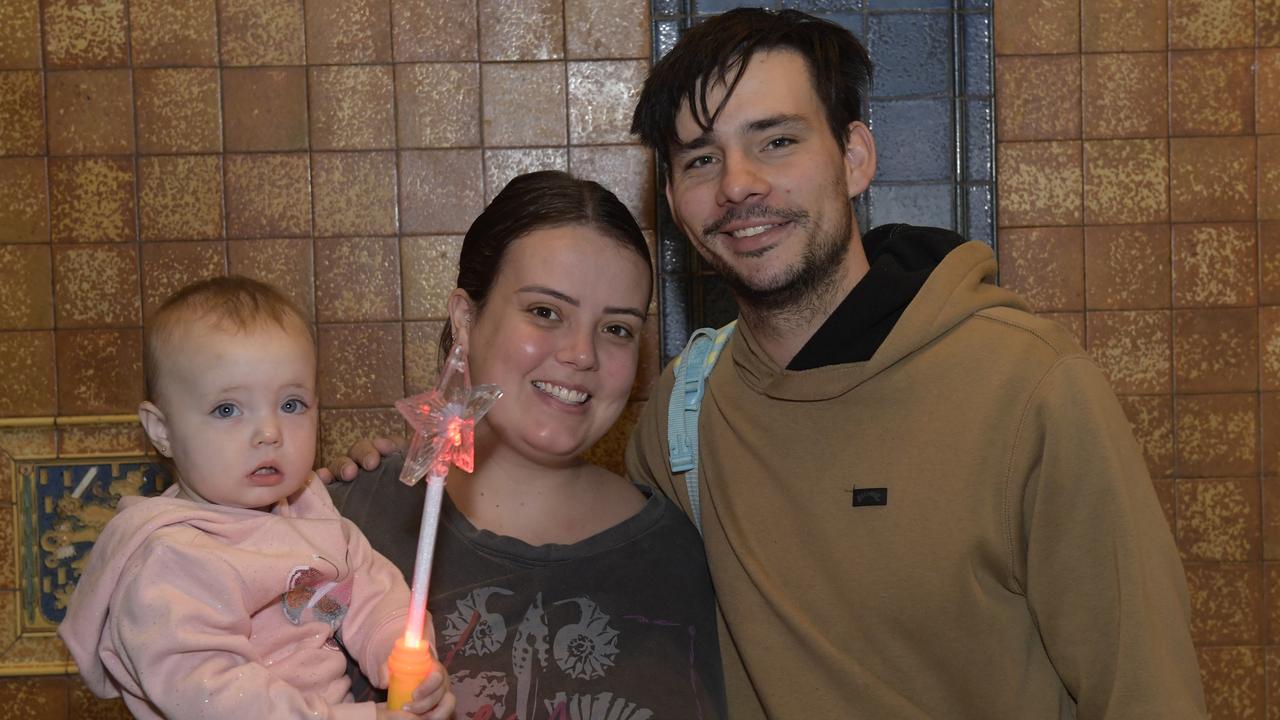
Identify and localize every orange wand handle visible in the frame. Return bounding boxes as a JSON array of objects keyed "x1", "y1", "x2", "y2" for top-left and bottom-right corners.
[{"x1": 386, "y1": 637, "x2": 435, "y2": 711}]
